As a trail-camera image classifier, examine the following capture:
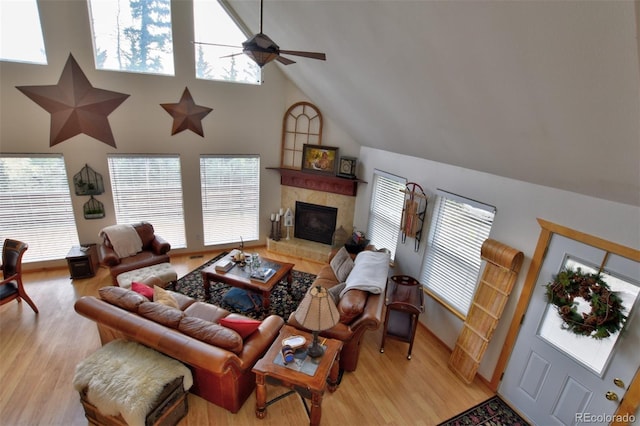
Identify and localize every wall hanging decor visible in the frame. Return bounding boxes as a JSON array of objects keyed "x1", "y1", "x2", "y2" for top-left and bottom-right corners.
[
  {"x1": 83, "y1": 196, "x2": 105, "y2": 219},
  {"x1": 281, "y1": 102, "x2": 323, "y2": 169},
  {"x1": 16, "y1": 53, "x2": 130, "y2": 148},
  {"x1": 400, "y1": 182, "x2": 427, "y2": 251},
  {"x1": 74, "y1": 164, "x2": 104, "y2": 196},
  {"x1": 160, "y1": 87, "x2": 213, "y2": 137}
]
